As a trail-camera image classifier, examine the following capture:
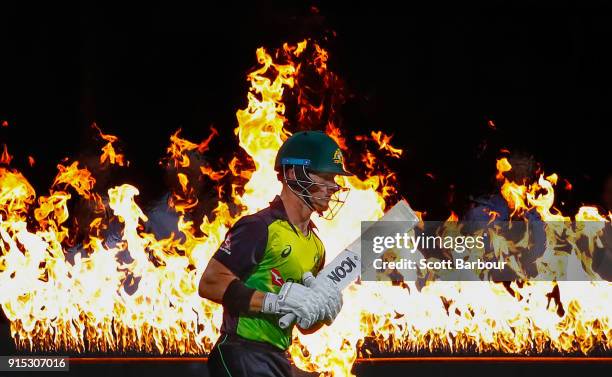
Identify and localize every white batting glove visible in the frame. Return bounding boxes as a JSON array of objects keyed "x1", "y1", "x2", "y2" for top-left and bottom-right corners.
[
  {"x1": 311, "y1": 274, "x2": 343, "y2": 324},
  {"x1": 296, "y1": 272, "x2": 343, "y2": 329},
  {"x1": 261, "y1": 281, "x2": 322, "y2": 329}
]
